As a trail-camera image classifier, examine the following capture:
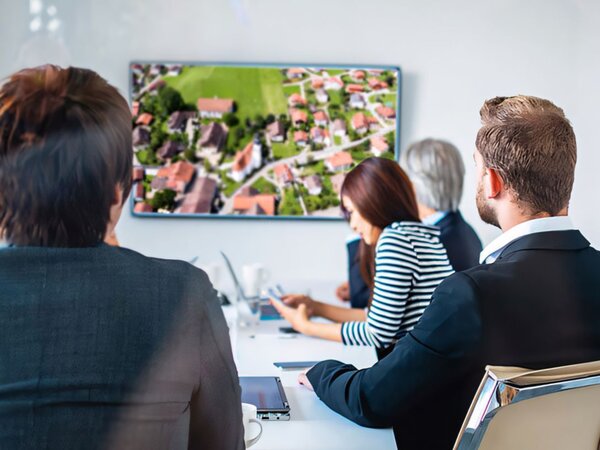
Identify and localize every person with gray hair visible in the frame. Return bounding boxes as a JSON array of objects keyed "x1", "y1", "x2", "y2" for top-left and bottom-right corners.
[{"x1": 400, "y1": 138, "x2": 482, "y2": 272}]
